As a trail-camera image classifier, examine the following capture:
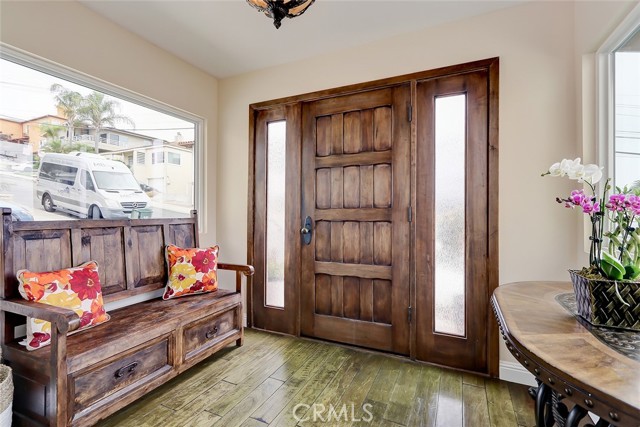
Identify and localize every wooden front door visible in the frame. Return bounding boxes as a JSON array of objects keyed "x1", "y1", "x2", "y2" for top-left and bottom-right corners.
[{"x1": 300, "y1": 85, "x2": 411, "y2": 354}]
